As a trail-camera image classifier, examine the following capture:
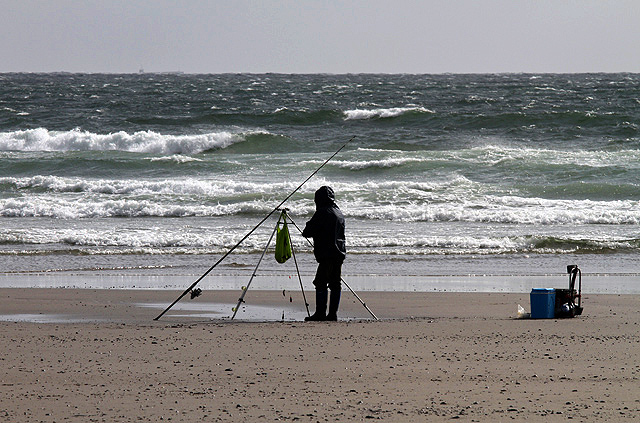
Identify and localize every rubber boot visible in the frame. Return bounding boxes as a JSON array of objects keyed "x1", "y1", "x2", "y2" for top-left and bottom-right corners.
[
  {"x1": 305, "y1": 290, "x2": 327, "y2": 321},
  {"x1": 326, "y1": 289, "x2": 341, "y2": 321}
]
